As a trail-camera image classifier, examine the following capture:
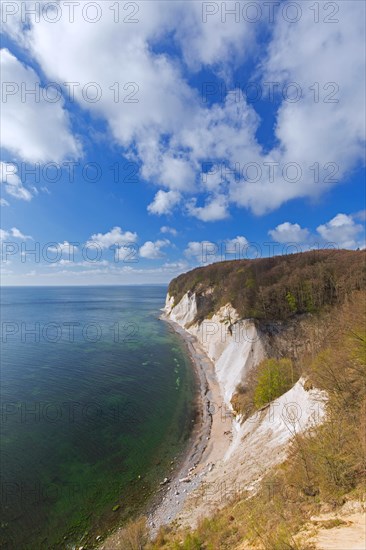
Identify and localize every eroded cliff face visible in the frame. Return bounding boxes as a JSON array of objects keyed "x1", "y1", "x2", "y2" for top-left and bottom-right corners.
[
  {"x1": 164, "y1": 292, "x2": 266, "y2": 406},
  {"x1": 165, "y1": 292, "x2": 197, "y2": 327},
  {"x1": 163, "y1": 291, "x2": 326, "y2": 526}
]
